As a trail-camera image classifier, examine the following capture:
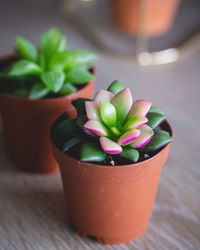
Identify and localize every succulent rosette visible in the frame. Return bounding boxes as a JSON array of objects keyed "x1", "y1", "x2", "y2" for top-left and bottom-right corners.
[{"x1": 56, "y1": 81, "x2": 172, "y2": 165}]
